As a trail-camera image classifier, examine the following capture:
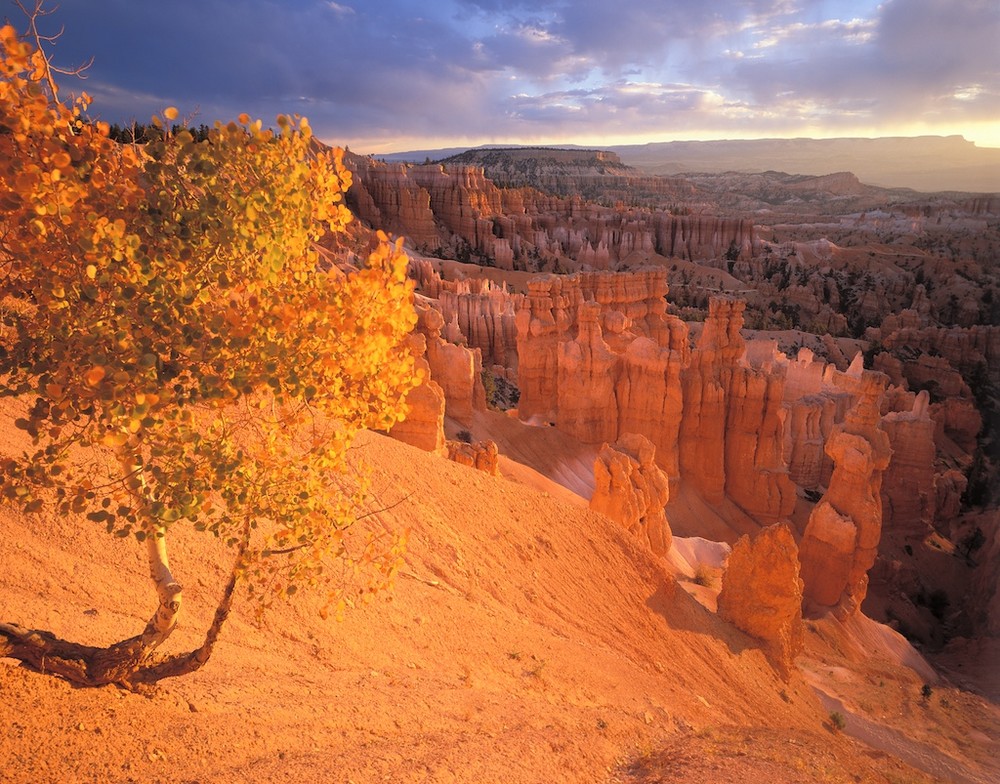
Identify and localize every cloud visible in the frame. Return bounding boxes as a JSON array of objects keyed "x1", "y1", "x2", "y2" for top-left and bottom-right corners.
[{"x1": 15, "y1": 0, "x2": 998, "y2": 149}]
